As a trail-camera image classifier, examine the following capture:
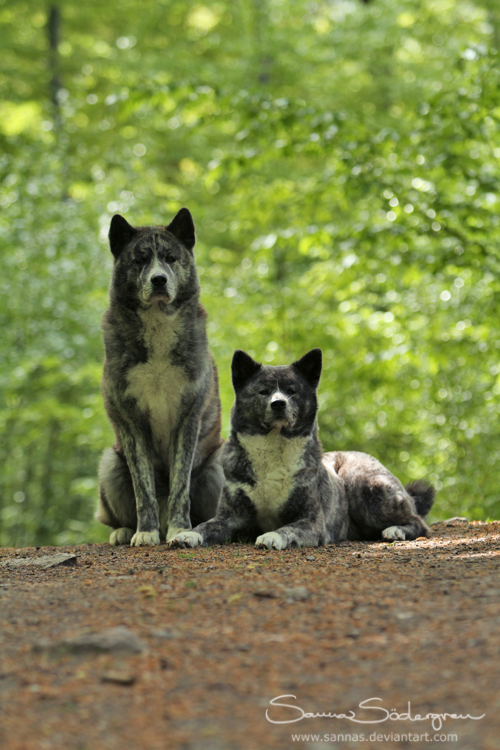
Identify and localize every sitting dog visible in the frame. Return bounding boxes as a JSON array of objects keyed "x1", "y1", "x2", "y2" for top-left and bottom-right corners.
[
  {"x1": 169, "y1": 348, "x2": 434, "y2": 549},
  {"x1": 96, "y1": 208, "x2": 224, "y2": 547}
]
